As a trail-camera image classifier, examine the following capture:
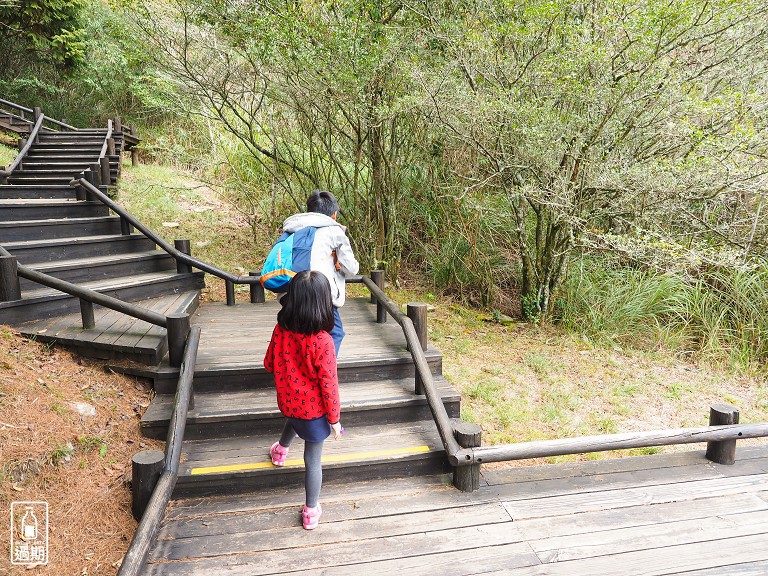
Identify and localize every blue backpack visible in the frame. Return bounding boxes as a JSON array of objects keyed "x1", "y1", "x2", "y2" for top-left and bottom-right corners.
[{"x1": 260, "y1": 227, "x2": 317, "y2": 292}]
